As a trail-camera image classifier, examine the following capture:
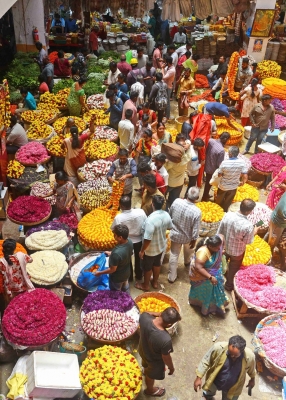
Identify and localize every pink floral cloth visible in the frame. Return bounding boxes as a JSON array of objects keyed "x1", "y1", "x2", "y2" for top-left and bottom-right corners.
[{"x1": 266, "y1": 170, "x2": 286, "y2": 210}]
